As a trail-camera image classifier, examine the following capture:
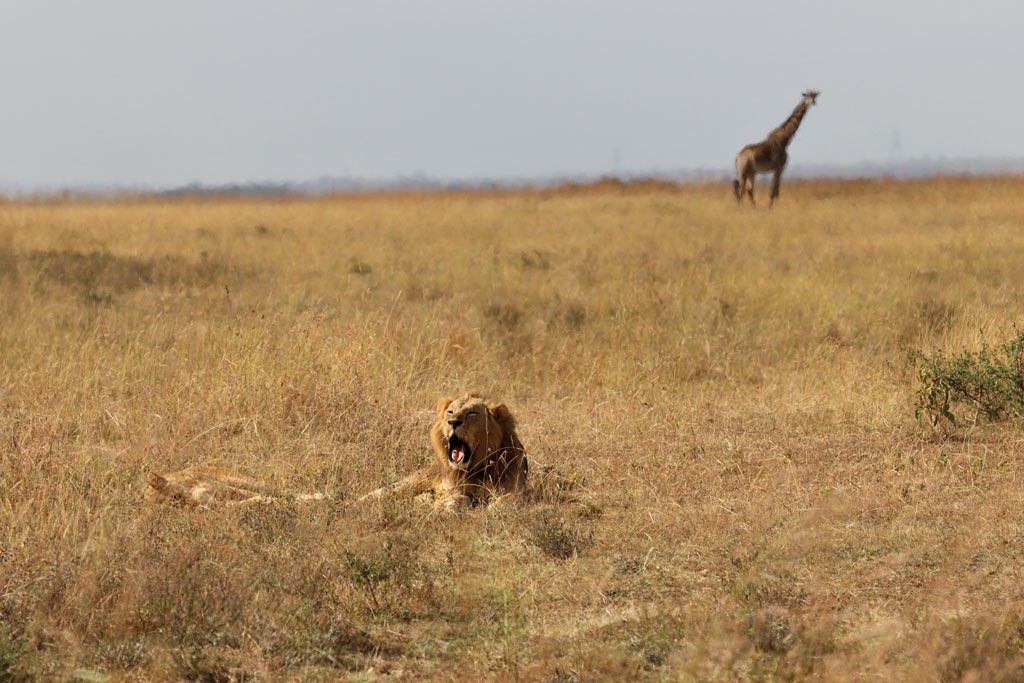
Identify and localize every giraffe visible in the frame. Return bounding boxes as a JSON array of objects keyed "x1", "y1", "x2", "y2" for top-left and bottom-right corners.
[{"x1": 733, "y1": 90, "x2": 819, "y2": 207}]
